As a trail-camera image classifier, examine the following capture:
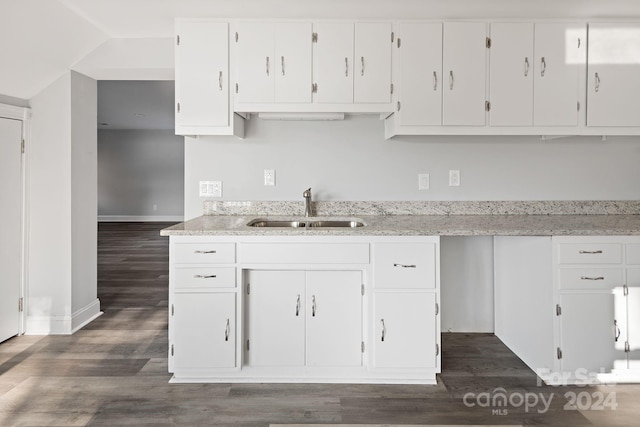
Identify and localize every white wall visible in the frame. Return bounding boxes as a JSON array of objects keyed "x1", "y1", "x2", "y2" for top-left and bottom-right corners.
[
  {"x1": 98, "y1": 129, "x2": 184, "y2": 220},
  {"x1": 184, "y1": 116, "x2": 640, "y2": 219}
]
